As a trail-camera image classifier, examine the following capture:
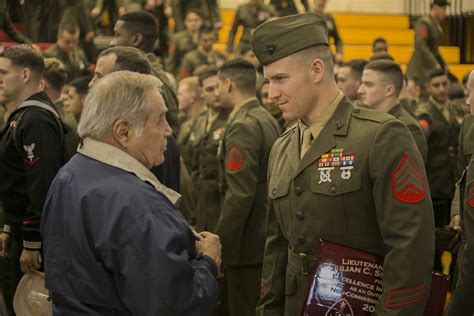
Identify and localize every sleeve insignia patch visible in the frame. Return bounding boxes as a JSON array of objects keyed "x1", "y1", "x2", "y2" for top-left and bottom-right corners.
[
  {"x1": 391, "y1": 153, "x2": 426, "y2": 203},
  {"x1": 418, "y1": 119, "x2": 430, "y2": 132},
  {"x1": 468, "y1": 183, "x2": 474, "y2": 208},
  {"x1": 385, "y1": 283, "x2": 425, "y2": 308},
  {"x1": 226, "y1": 145, "x2": 244, "y2": 172},
  {"x1": 418, "y1": 27, "x2": 429, "y2": 37},
  {"x1": 23, "y1": 143, "x2": 40, "y2": 166}
]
